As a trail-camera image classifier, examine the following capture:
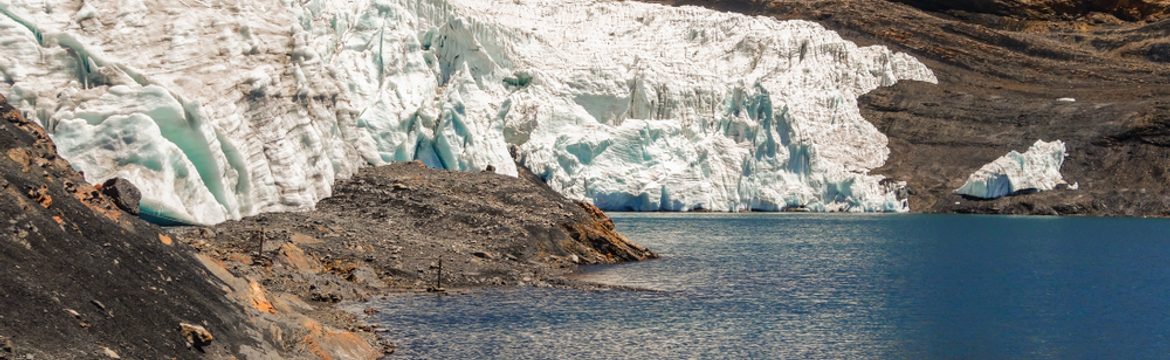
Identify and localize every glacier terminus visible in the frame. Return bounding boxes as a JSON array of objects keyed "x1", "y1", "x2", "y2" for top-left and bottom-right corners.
[{"x1": 0, "y1": 0, "x2": 937, "y2": 225}]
